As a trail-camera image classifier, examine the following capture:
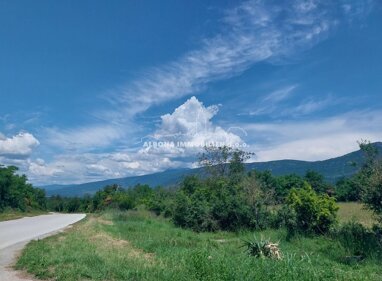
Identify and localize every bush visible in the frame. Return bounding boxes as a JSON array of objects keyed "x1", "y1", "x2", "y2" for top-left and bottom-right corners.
[
  {"x1": 172, "y1": 175, "x2": 274, "y2": 232},
  {"x1": 147, "y1": 187, "x2": 175, "y2": 217},
  {"x1": 272, "y1": 205, "x2": 298, "y2": 238},
  {"x1": 333, "y1": 222, "x2": 382, "y2": 260},
  {"x1": 173, "y1": 190, "x2": 219, "y2": 232},
  {"x1": 285, "y1": 182, "x2": 338, "y2": 235},
  {"x1": 210, "y1": 184, "x2": 251, "y2": 231},
  {"x1": 172, "y1": 192, "x2": 192, "y2": 228}
]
